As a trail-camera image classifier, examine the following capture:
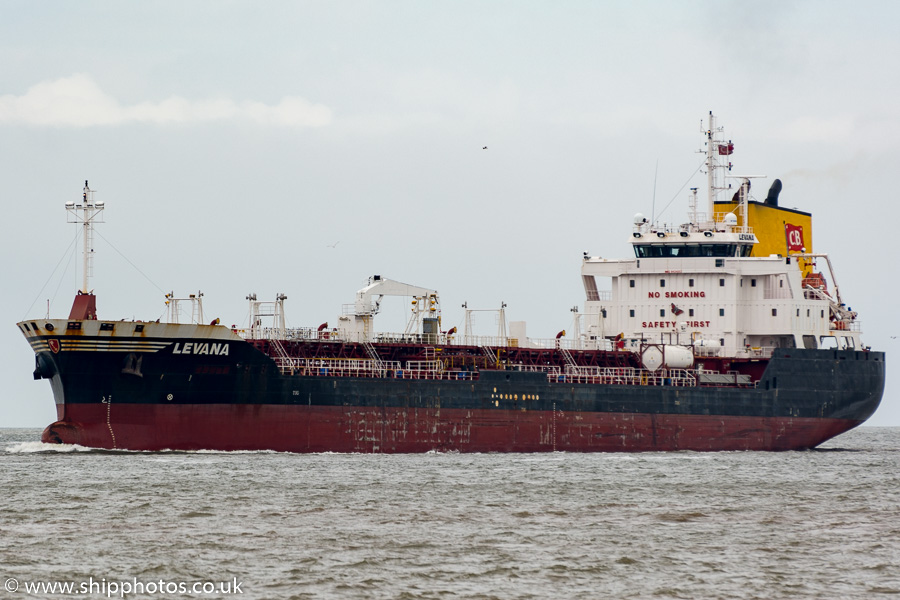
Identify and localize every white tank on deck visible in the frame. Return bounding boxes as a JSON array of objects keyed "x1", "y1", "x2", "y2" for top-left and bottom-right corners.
[
  {"x1": 694, "y1": 339, "x2": 722, "y2": 357},
  {"x1": 640, "y1": 345, "x2": 694, "y2": 372}
]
